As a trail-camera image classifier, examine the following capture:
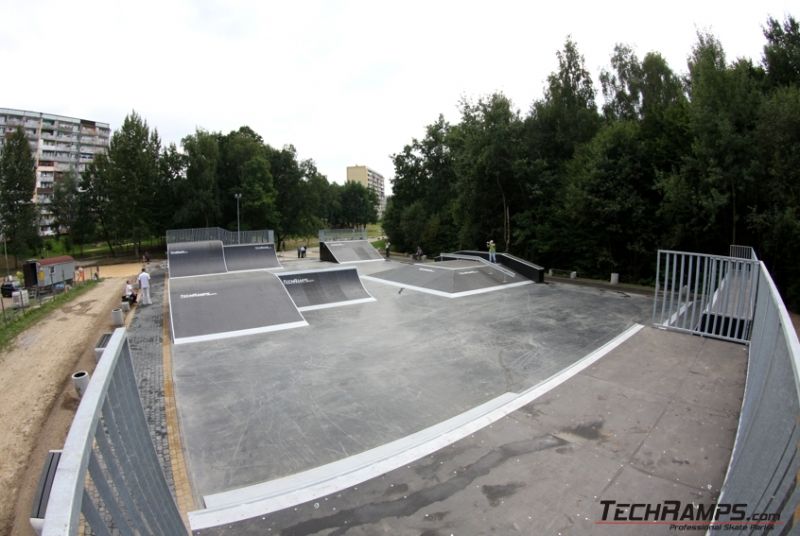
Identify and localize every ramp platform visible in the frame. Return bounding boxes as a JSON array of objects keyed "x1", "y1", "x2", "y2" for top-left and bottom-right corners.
[
  {"x1": 278, "y1": 266, "x2": 375, "y2": 311},
  {"x1": 362, "y1": 259, "x2": 532, "y2": 298},
  {"x1": 320, "y1": 240, "x2": 384, "y2": 263},
  {"x1": 168, "y1": 240, "x2": 228, "y2": 278},
  {"x1": 223, "y1": 243, "x2": 282, "y2": 271},
  {"x1": 169, "y1": 271, "x2": 307, "y2": 345}
]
